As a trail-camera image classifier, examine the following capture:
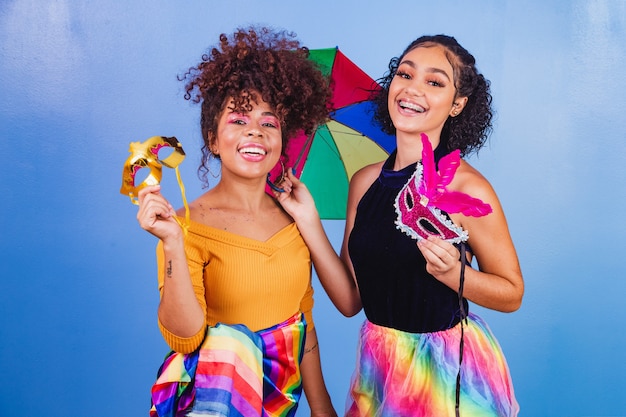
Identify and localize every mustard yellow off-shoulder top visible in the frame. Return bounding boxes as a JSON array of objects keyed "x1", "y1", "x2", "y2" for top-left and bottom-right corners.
[{"x1": 155, "y1": 220, "x2": 314, "y2": 353}]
